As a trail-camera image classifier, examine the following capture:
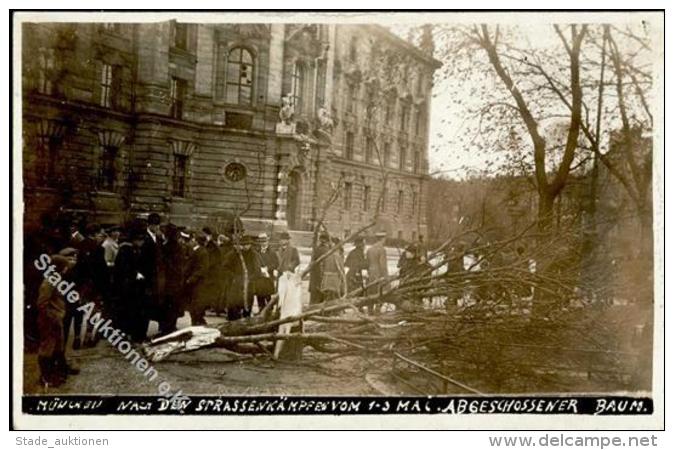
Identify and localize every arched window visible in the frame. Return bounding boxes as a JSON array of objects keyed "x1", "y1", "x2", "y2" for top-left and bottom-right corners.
[
  {"x1": 225, "y1": 47, "x2": 254, "y2": 105},
  {"x1": 291, "y1": 61, "x2": 306, "y2": 114}
]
